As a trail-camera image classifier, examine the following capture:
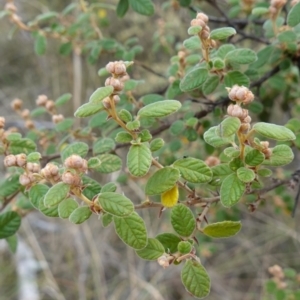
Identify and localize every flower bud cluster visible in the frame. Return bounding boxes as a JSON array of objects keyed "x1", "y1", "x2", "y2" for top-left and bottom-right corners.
[
  {"x1": 105, "y1": 61, "x2": 129, "y2": 94},
  {"x1": 190, "y1": 13, "x2": 217, "y2": 48},
  {"x1": 269, "y1": 0, "x2": 287, "y2": 18},
  {"x1": 4, "y1": 153, "x2": 27, "y2": 168},
  {"x1": 36, "y1": 94, "x2": 56, "y2": 114},
  {"x1": 64, "y1": 154, "x2": 88, "y2": 173},
  {"x1": 52, "y1": 114, "x2": 64, "y2": 124},
  {"x1": 268, "y1": 265, "x2": 287, "y2": 289},
  {"x1": 259, "y1": 141, "x2": 272, "y2": 159},
  {"x1": 62, "y1": 171, "x2": 81, "y2": 186},
  {"x1": 41, "y1": 163, "x2": 60, "y2": 183},
  {"x1": 227, "y1": 85, "x2": 254, "y2": 105},
  {"x1": 227, "y1": 104, "x2": 252, "y2": 132},
  {"x1": 11, "y1": 98, "x2": 35, "y2": 130}
]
